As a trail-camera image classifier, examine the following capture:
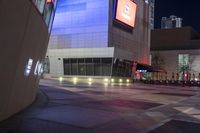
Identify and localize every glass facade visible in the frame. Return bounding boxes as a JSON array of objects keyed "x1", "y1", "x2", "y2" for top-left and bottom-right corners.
[
  {"x1": 33, "y1": 0, "x2": 58, "y2": 32},
  {"x1": 48, "y1": 0, "x2": 109, "y2": 49},
  {"x1": 112, "y1": 59, "x2": 132, "y2": 77},
  {"x1": 63, "y1": 58, "x2": 132, "y2": 77}
]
